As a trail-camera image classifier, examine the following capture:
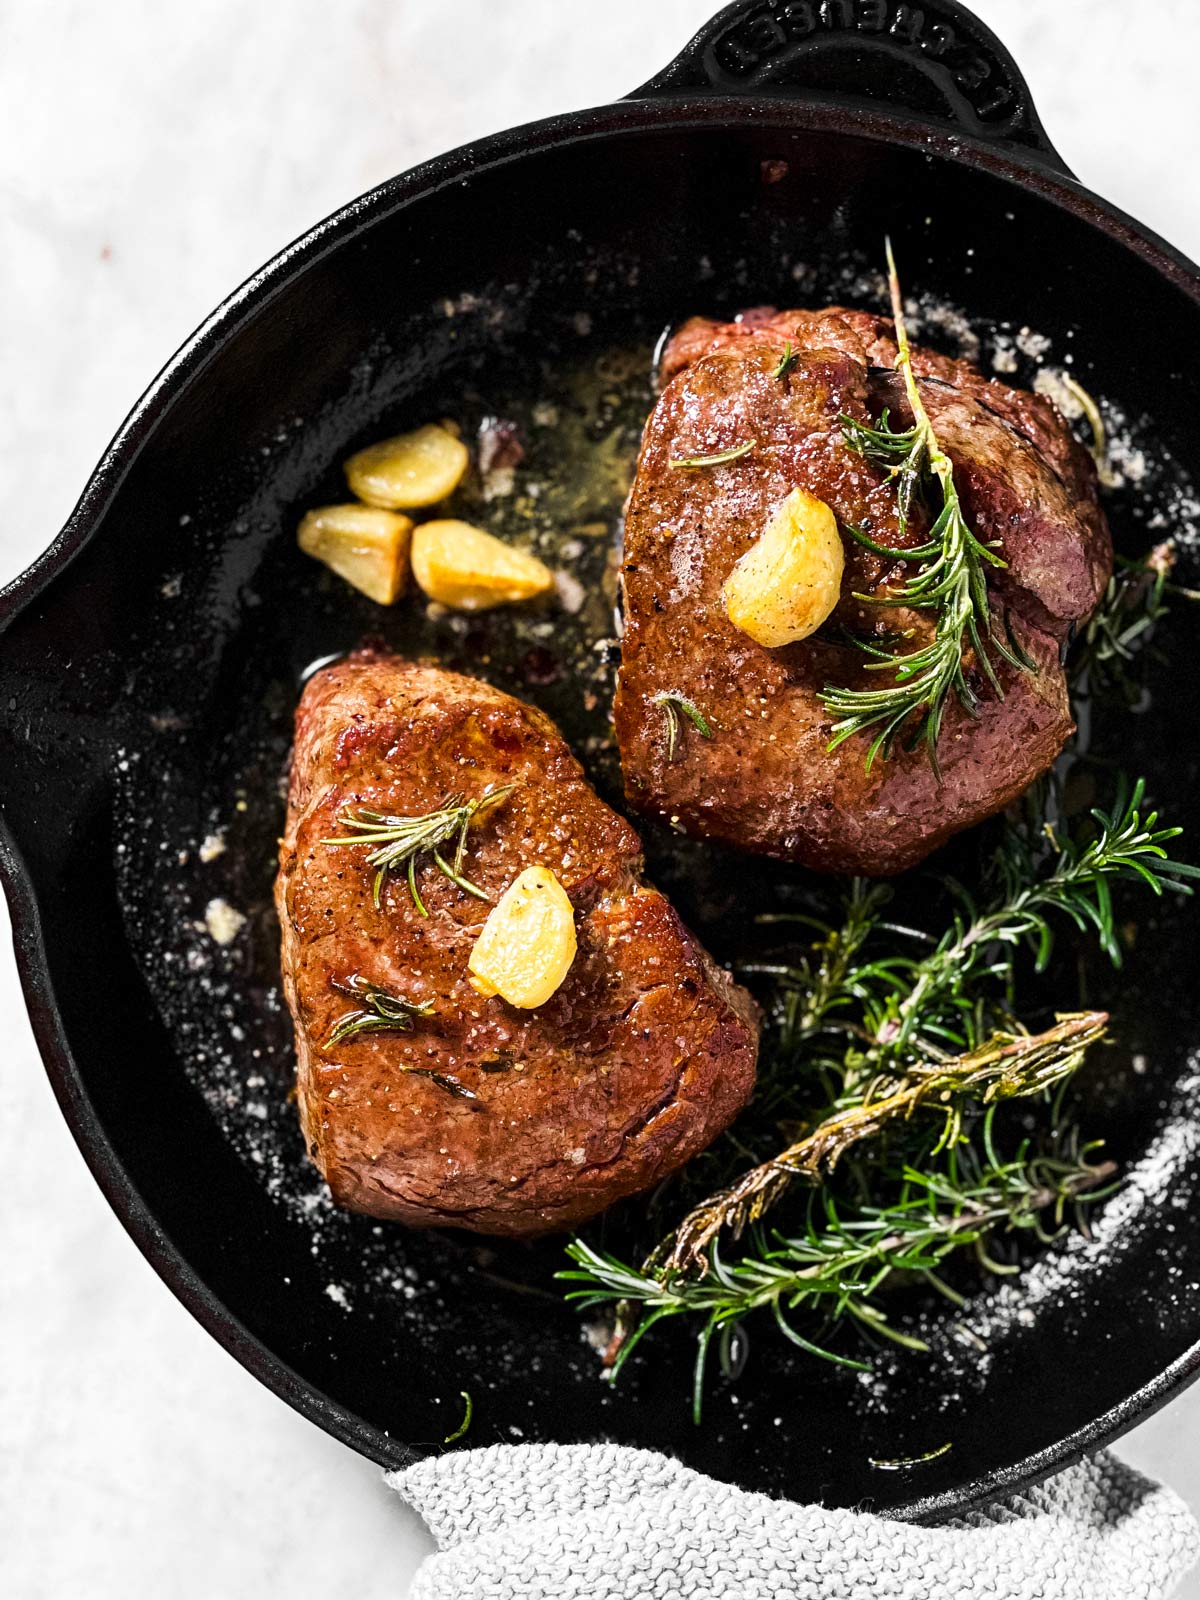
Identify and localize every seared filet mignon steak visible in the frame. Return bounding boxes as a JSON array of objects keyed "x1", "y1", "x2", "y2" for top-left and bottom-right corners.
[
  {"x1": 614, "y1": 307, "x2": 1112, "y2": 875},
  {"x1": 275, "y1": 653, "x2": 758, "y2": 1236}
]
